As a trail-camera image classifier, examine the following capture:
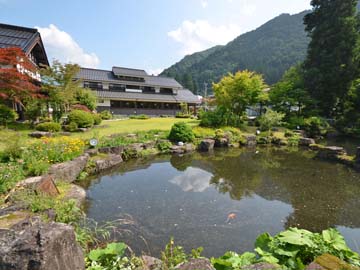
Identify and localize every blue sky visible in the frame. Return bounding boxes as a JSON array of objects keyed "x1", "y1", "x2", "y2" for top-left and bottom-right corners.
[{"x1": 0, "y1": 0, "x2": 311, "y2": 74}]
